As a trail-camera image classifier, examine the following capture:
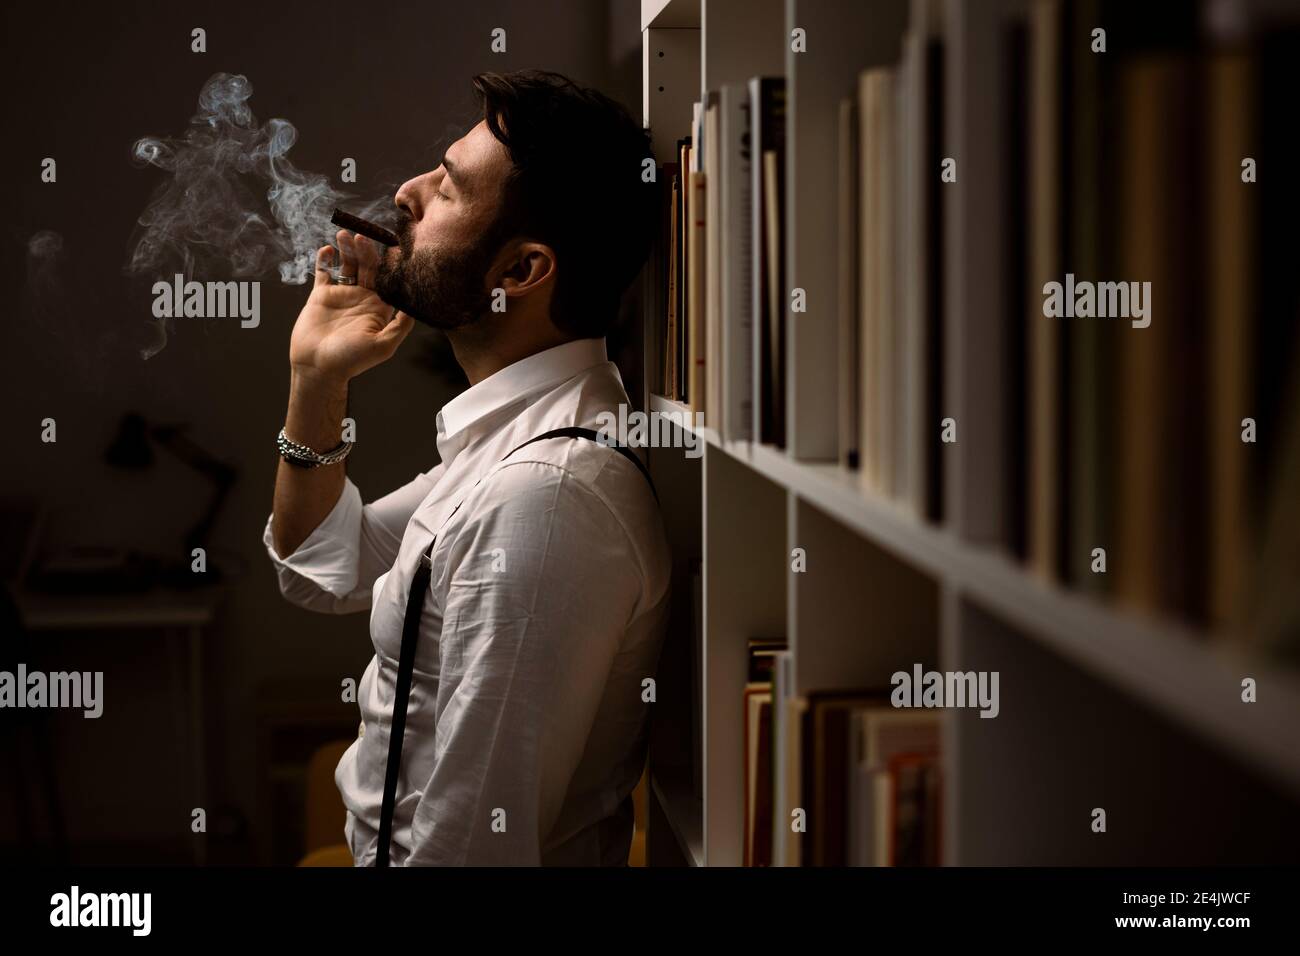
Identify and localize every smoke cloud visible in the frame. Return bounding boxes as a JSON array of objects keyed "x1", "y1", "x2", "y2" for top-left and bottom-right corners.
[
  {"x1": 126, "y1": 72, "x2": 395, "y2": 356},
  {"x1": 22, "y1": 229, "x2": 124, "y2": 390},
  {"x1": 25, "y1": 230, "x2": 70, "y2": 322}
]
